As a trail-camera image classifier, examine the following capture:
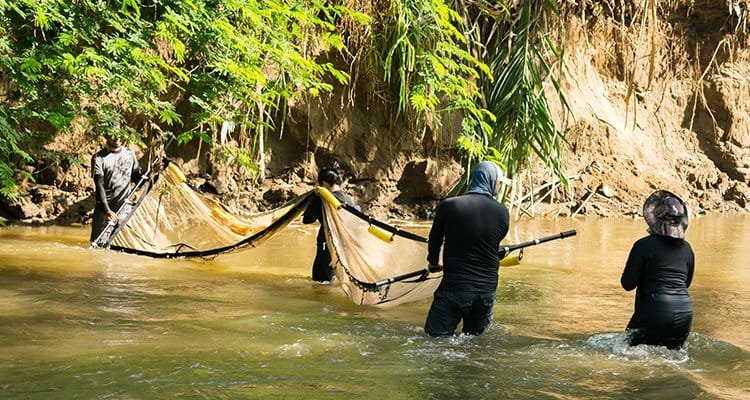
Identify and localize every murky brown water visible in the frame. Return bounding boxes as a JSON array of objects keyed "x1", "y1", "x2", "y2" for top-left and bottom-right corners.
[{"x1": 0, "y1": 215, "x2": 748, "y2": 399}]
